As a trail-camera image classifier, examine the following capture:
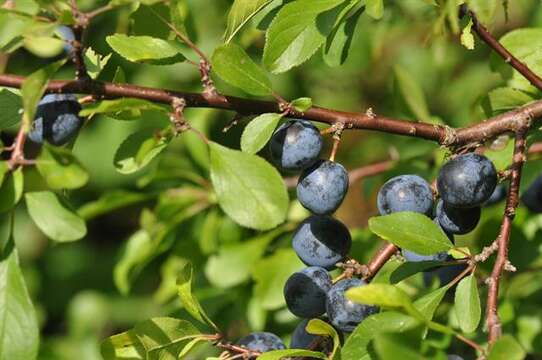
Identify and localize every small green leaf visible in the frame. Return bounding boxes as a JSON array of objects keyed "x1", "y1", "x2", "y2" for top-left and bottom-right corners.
[
  {"x1": 211, "y1": 43, "x2": 273, "y2": 96},
  {"x1": 101, "y1": 329, "x2": 145, "y2": 360},
  {"x1": 205, "y1": 228, "x2": 283, "y2": 288},
  {"x1": 78, "y1": 191, "x2": 154, "y2": 220},
  {"x1": 258, "y1": 349, "x2": 327, "y2": 360},
  {"x1": 25, "y1": 191, "x2": 87, "y2": 242},
  {"x1": 454, "y1": 274, "x2": 481, "y2": 333},
  {"x1": 0, "y1": 89, "x2": 22, "y2": 130},
  {"x1": 290, "y1": 97, "x2": 313, "y2": 112},
  {"x1": 36, "y1": 145, "x2": 89, "y2": 190},
  {"x1": 323, "y1": 5, "x2": 363, "y2": 67},
  {"x1": 373, "y1": 333, "x2": 424, "y2": 360},
  {"x1": 21, "y1": 60, "x2": 65, "y2": 129},
  {"x1": 341, "y1": 312, "x2": 420, "y2": 359},
  {"x1": 0, "y1": 167, "x2": 24, "y2": 214},
  {"x1": 394, "y1": 65, "x2": 432, "y2": 123},
  {"x1": 0, "y1": 234, "x2": 39, "y2": 360},
  {"x1": 177, "y1": 263, "x2": 218, "y2": 330},
  {"x1": 306, "y1": 319, "x2": 341, "y2": 360},
  {"x1": 114, "y1": 128, "x2": 172, "y2": 174},
  {"x1": 84, "y1": 47, "x2": 112, "y2": 80},
  {"x1": 252, "y1": 248, "x2": 304, "y2": 309},
  {"x1": 224, "y1": 0, "x2": 274, "y2": 43},
  {"x1": 169, "y1": 0, "x2": 189, "y2": 35},
  {"x1": 263, "y1": 0, "x2": 346, "y2": 73},
  {"x1": 390, "y1": 260, "x2": 447, "y2": 284},
  {"x1": 209, "y1": 142, "x2": 289, "y2": 230},
  {"x1": 80, "y1": 98, "x2": 167, "y2": 120},
  {"x1": 461, "y1": 19, "x2": 475, "y2": 50},
  {"x1": 366, "y1": 0, "x2": 384, "y2": 19},
  {"x1": 488, "y1": 335, "x2": 526, "y2": 360},
  {"x1": 480, "y1": 87, "x2": 534, "y2": 117},
  {"x1": 414, "y1": 286, "x2": 449, "y2": 321},
  {"x1": 240, "y1": 113, "x2": 282, "y2": 154},
  {"x1": 346, "y1": 283, "x2": 414, "y2": 311},
  {"x1": 106, "y1": 34, "x2": 186, "y2": 64},
  {"x1": 368, "y1": 212, "x2": 453, "y2": 255}
]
